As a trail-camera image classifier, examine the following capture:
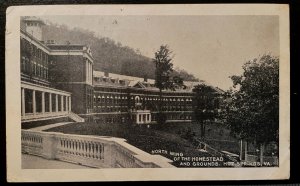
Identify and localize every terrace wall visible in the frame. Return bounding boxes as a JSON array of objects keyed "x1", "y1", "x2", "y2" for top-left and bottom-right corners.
[{"x1": 22, "y1": 130, "x2": 175, "y2": 168}]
